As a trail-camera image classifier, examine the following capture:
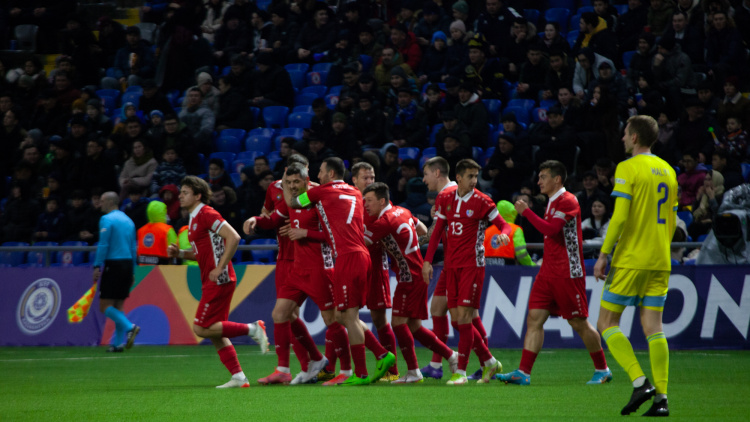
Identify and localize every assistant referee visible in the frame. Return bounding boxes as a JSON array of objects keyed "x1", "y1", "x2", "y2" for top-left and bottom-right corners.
[{"x1": 94, "y1": 191, "x2": 140, "y2": 353}]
